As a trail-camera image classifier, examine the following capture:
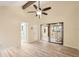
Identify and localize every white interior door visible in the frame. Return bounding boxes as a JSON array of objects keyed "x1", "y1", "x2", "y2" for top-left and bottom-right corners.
[{"x1": 21, "y1": 22, "x2": 28, "y2": 43}]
